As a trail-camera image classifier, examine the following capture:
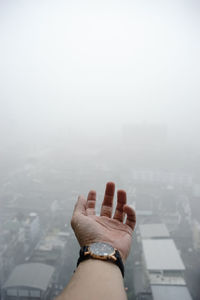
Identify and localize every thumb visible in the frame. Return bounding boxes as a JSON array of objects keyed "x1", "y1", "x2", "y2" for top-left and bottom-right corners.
[{"x1": 73, "y1": 195, "x2": 87, "y2": 217}]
